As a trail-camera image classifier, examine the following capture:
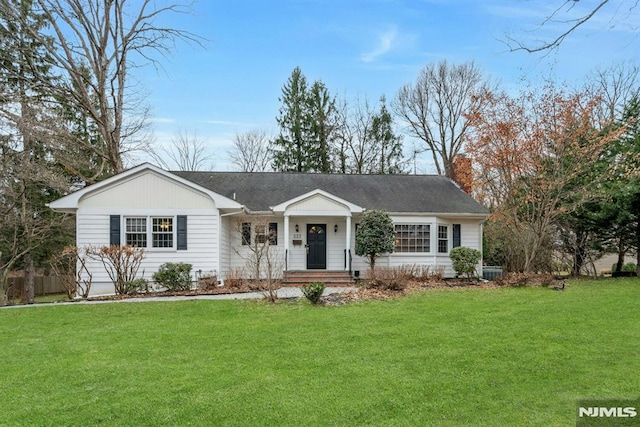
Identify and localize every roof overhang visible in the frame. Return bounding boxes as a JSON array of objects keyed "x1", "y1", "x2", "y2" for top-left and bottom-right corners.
[{"x1": 47, "y1": 163, "x2": 243, "y2": 213}]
